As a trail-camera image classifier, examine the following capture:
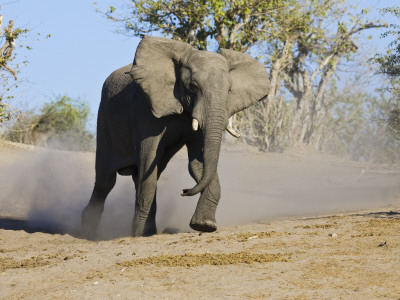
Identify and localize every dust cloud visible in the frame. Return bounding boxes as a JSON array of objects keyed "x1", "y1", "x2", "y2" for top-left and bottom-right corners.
[
  {"x1": 0, "y1": 148, "x2": 92, "y2": 236},
  {"x1": 0, "y1": 141, "x2": 399, "y2": 240}
]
